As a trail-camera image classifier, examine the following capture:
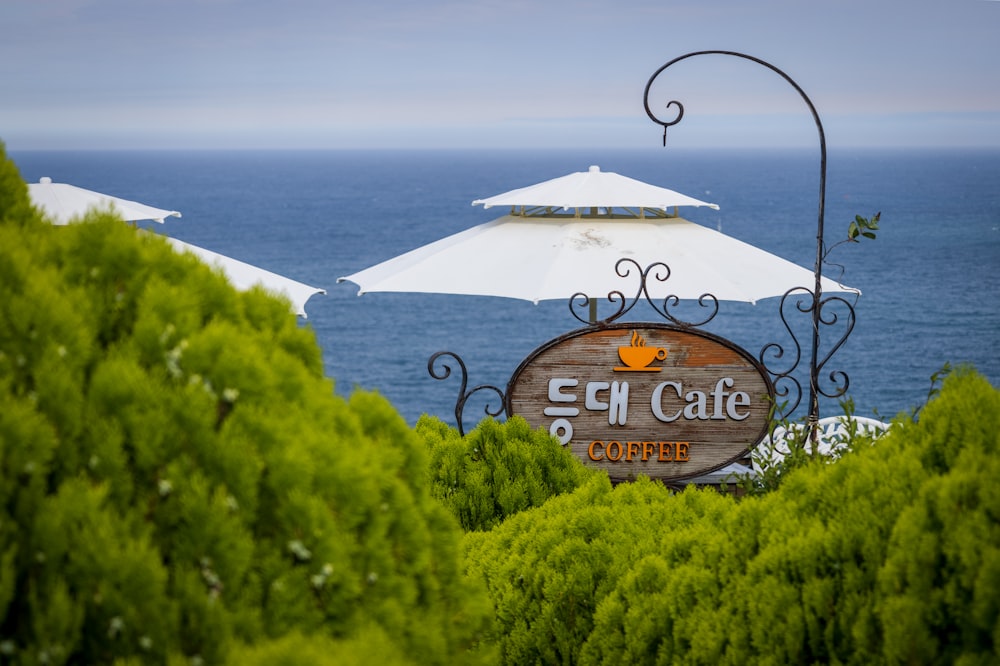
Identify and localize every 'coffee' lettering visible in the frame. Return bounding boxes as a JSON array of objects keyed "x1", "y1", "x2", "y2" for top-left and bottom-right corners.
[{"x1": 588, "y1": 441, "x2": 690, "y2": 462}]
